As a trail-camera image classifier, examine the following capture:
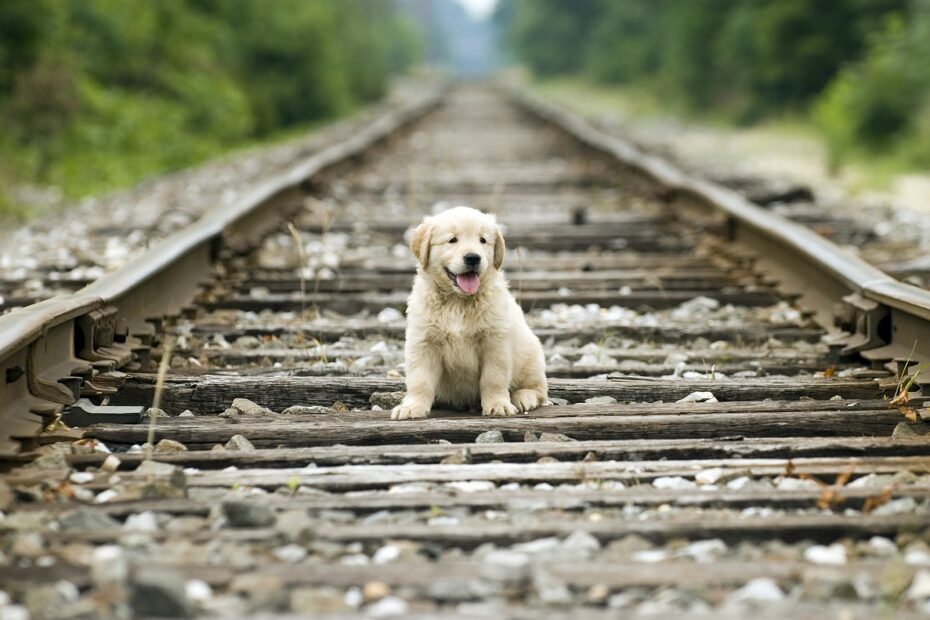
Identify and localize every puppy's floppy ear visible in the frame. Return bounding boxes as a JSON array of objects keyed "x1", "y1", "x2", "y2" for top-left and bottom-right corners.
[
  {"x1": 493, "y1": 228, "x2": 505, "y2": 270},
  {"x1": 410, "y1": 221, "x2": 432, "y2": 268}
]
